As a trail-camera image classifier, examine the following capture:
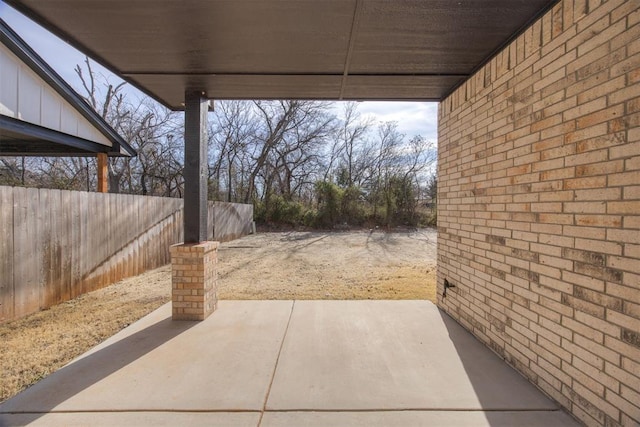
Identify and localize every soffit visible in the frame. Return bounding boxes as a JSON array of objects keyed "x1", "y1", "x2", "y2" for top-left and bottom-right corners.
[{"x1": 6, "y1": 0, "x2": 558, "y2": 109}]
